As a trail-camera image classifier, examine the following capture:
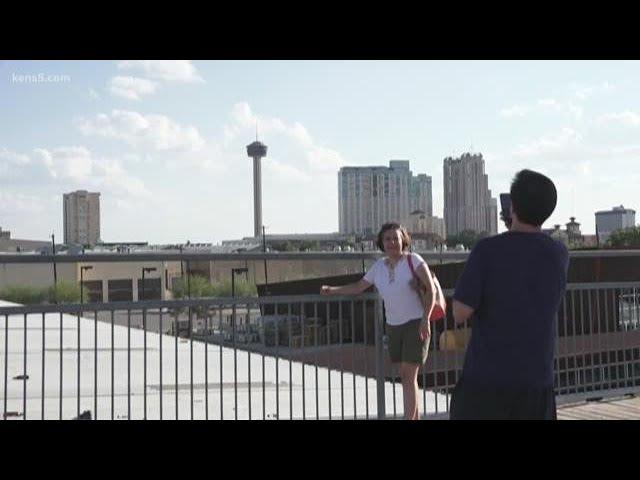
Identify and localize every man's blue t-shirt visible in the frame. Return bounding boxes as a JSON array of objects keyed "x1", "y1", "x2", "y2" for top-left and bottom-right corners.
[{"x1": 453, "y1": 231, "x2": 570, "y2": 389}]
